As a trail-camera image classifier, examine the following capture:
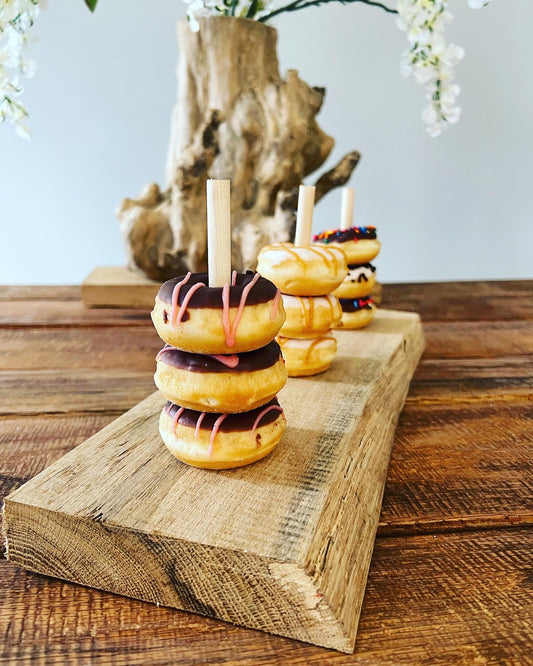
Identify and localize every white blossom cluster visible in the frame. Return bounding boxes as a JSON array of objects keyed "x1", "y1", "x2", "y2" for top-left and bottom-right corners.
[
  {"x1": 0, "y1": 0, "x2": 42, "y2": 139},
  {"x1": 397, "y1": 0, "x2": 494, "y2": 137}
]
